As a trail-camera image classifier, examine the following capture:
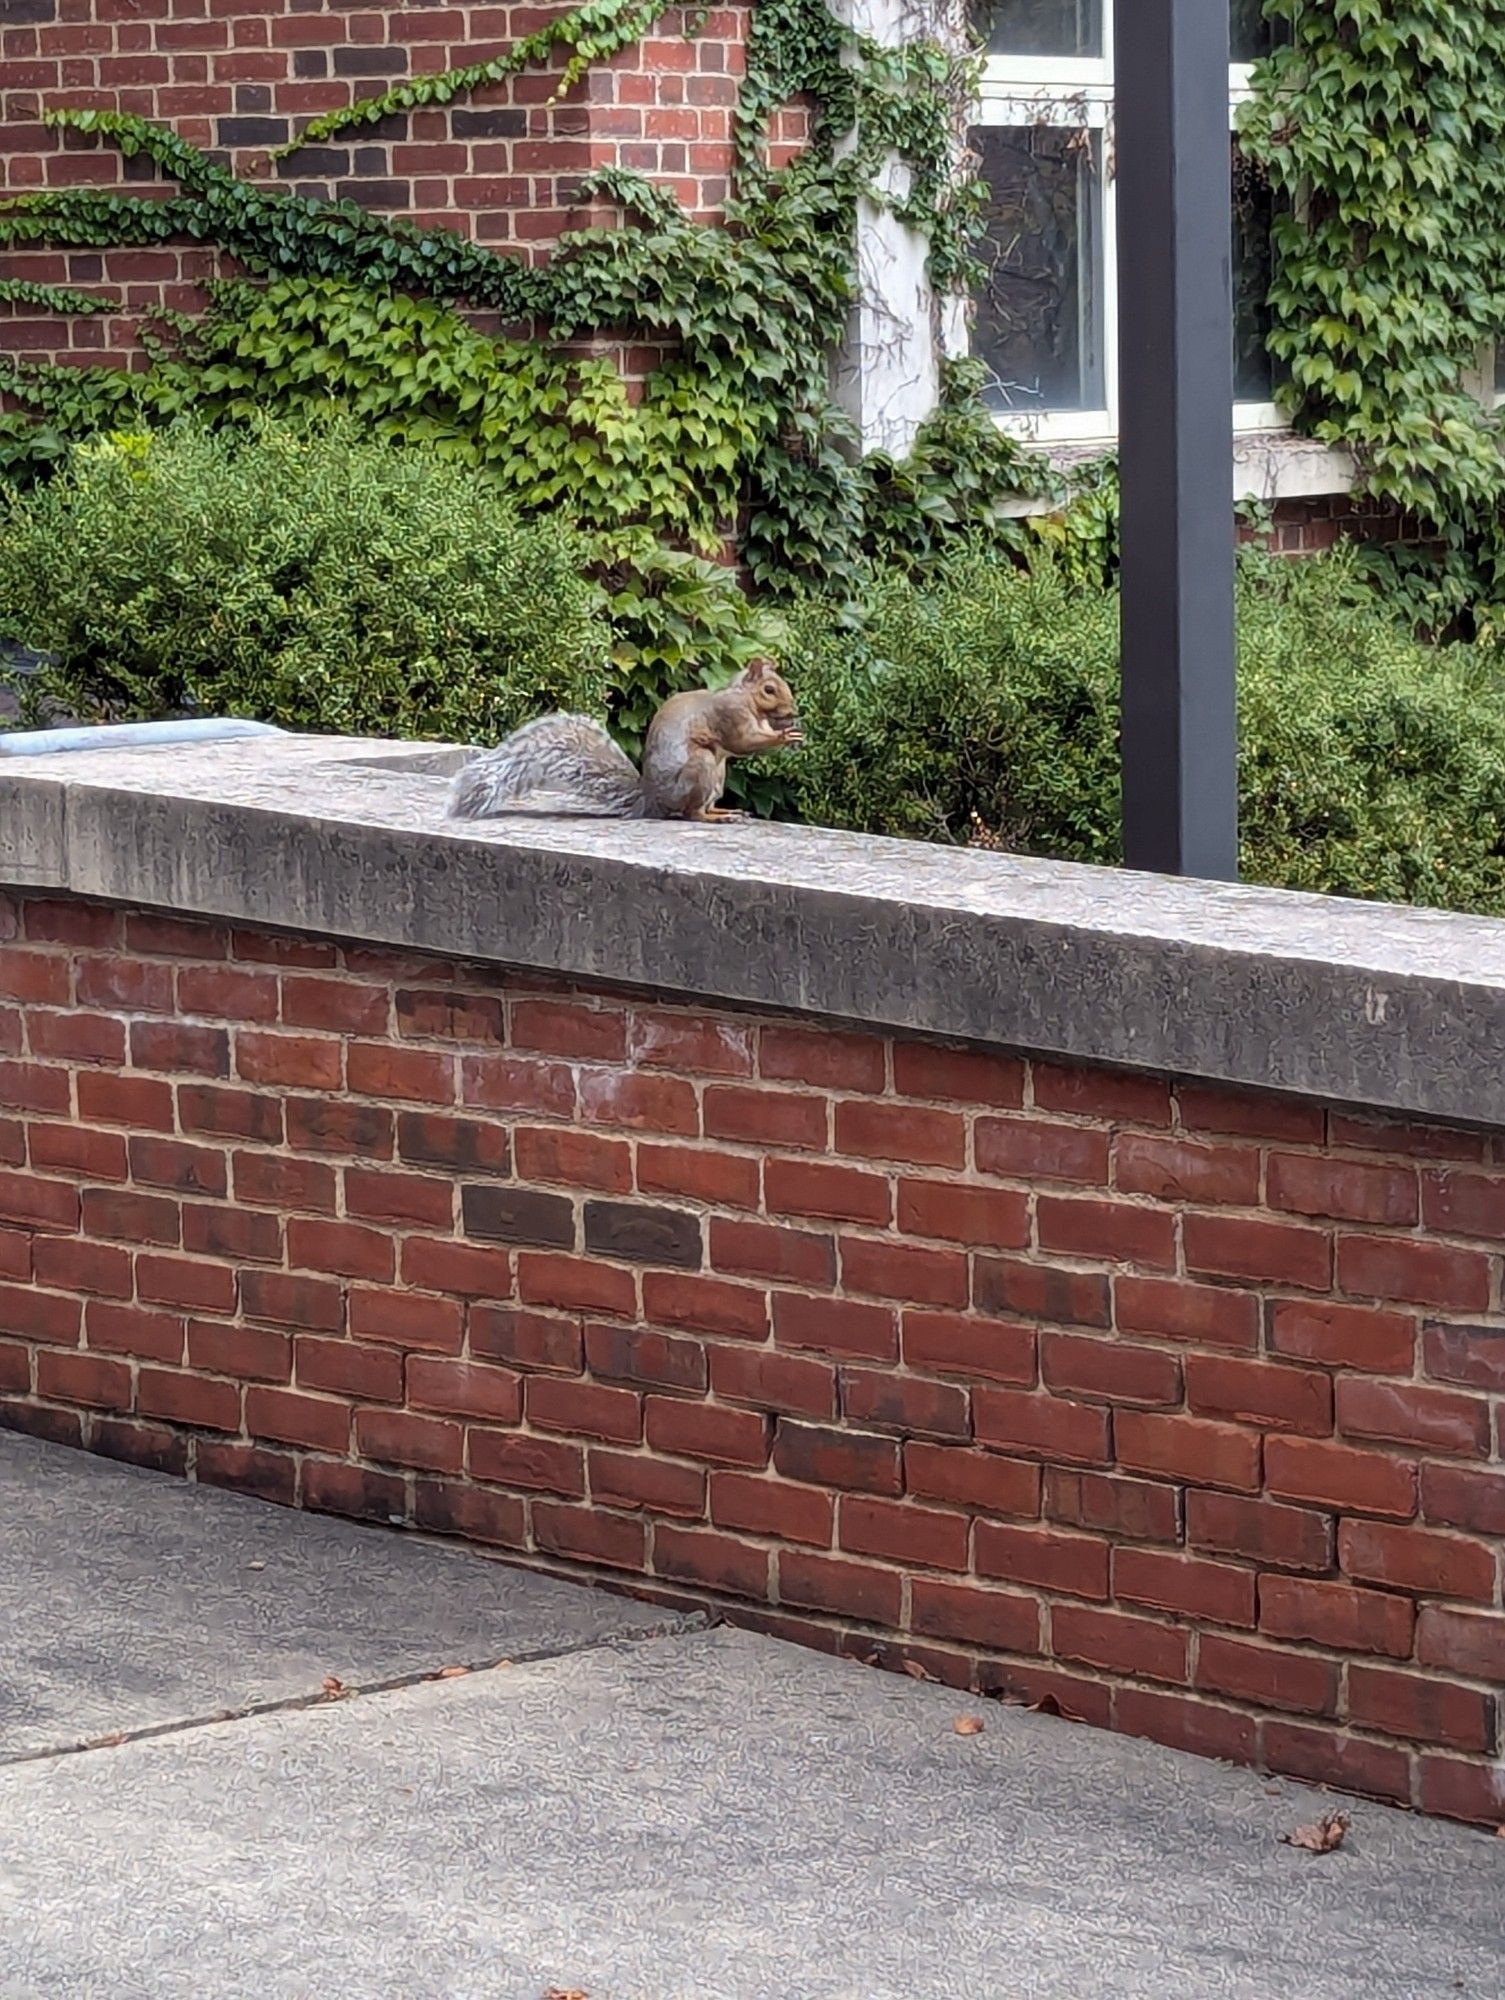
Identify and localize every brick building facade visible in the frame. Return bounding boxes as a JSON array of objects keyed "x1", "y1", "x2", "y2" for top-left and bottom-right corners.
[
  {"x1": 0, "y1": 0, "x2": 774, "y2": 349},
  {"x1": 0, "y1": 0, "x2": 1382, "y2": 548}
]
